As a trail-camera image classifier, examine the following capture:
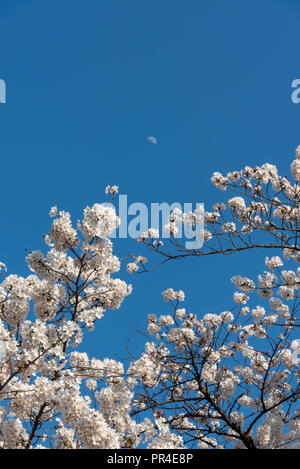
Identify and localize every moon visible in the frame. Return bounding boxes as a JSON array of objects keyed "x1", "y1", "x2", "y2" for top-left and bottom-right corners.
[{"x1": 147, "y1": 136, "x2": 157, "y2": 145}]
